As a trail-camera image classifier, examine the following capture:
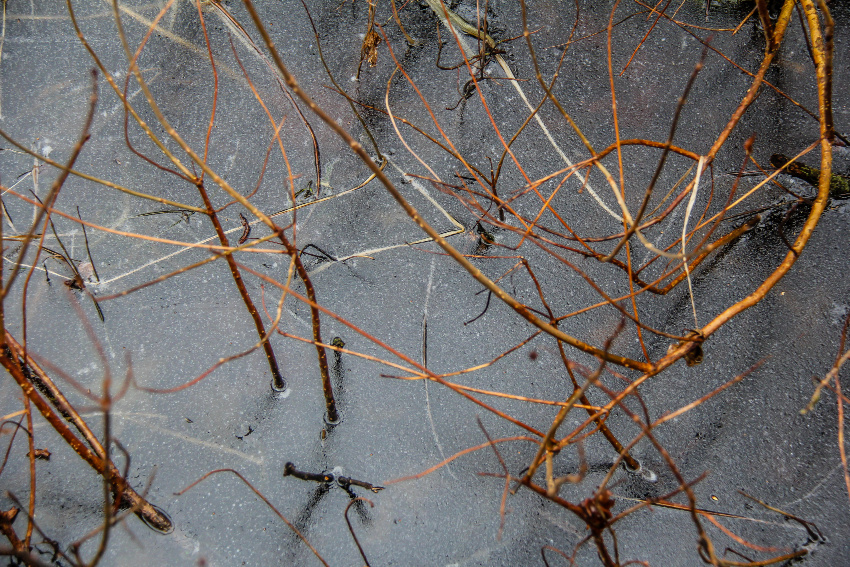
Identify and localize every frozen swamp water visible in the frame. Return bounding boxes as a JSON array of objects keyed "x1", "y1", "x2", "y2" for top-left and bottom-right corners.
[{"x1": 0, "y1": 1, "x2": 848, "y2": 565}]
